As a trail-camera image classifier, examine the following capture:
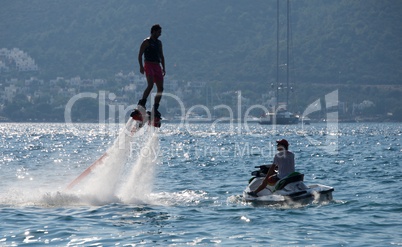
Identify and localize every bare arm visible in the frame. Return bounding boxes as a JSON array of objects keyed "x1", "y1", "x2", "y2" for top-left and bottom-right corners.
[
  {"x1": 253, "y1": 164, "x2": 277, "y2": 194},
  {"x1": 138, "y1": 40, "x2": 148, "y2": 74},
  {"x1": 159, "y1": 41, "x2": 166, "y2": 75},
  {"x1": 267, "y1": 164, "x2": 277, "y2": 177}
]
